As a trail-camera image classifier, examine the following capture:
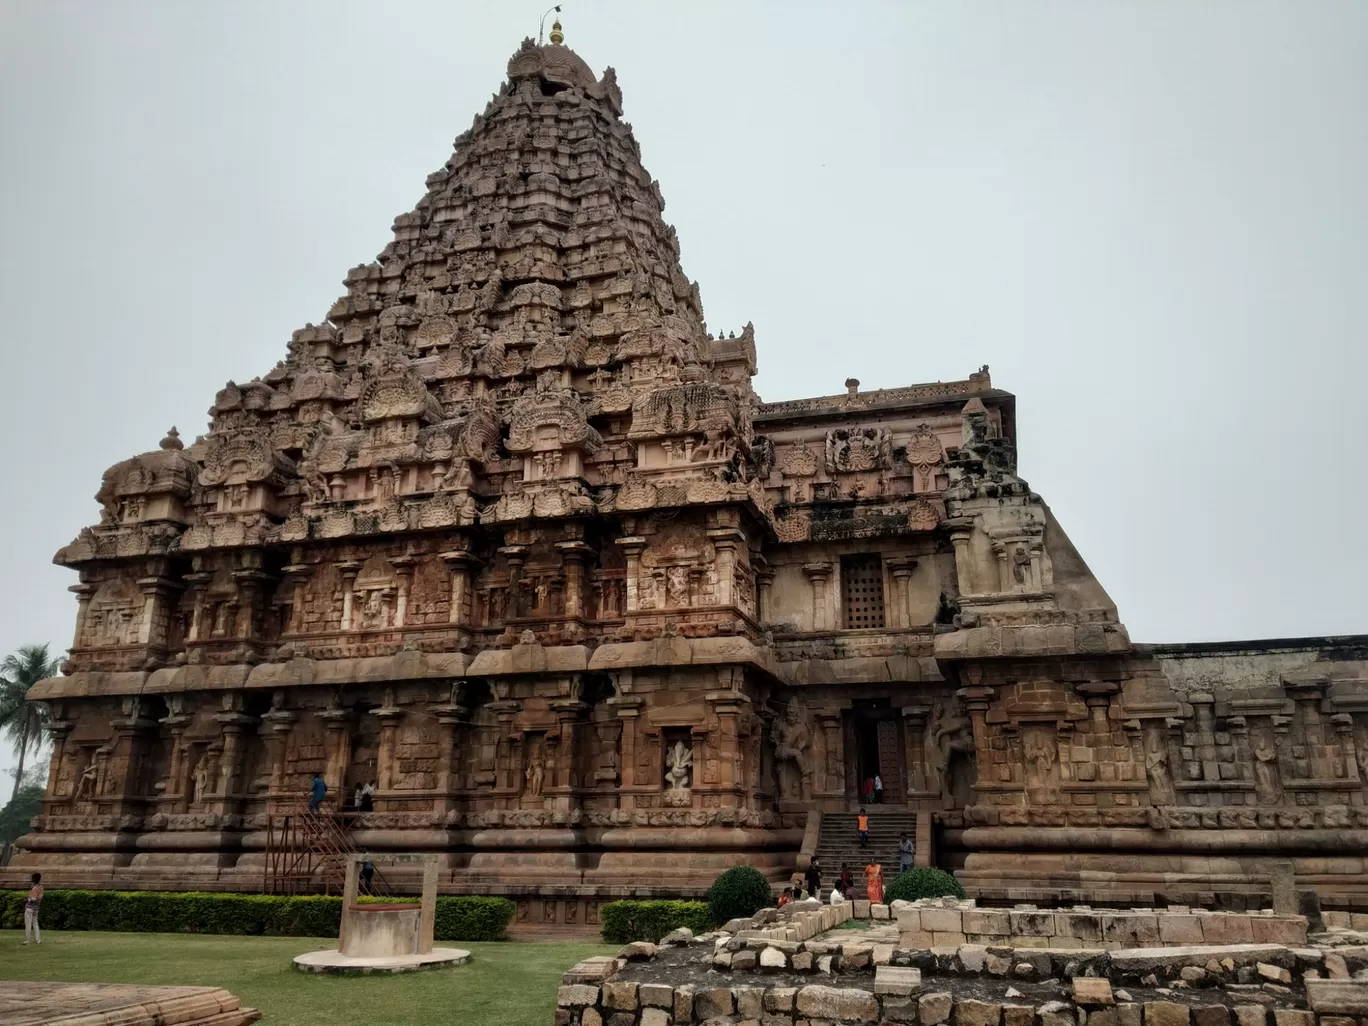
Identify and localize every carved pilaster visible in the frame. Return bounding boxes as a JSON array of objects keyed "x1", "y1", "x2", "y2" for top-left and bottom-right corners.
[
  {"x1": 280, "y1": 563, "x2": 311, "y2": 635},
  {"x1": 616, "y1": 537, "x2": 647, "y2": 612},
  {"x1": 335, "y1": 560, "x2": 361, "y2": 631},
  {"x1": 389, "y1": 556, "x2": 416, "y2": 627},
  {"x1": 802, "y1": 562, "x2": 833, "y2": 631},
  {"x1": 887, "y1": 557, "x2": 918, "y2": 628},
  {"x1": 68, "y1": 583, "x2": 97, "y2": 651},
  {"x1": 555, "y1": 541, "x2": 592, "y2": 619},
  {"x1": 441, "y1": 550, "x2": 482, "y2": 626},
  {"x1": 371, "y1": 689, "x2": 404, "y2": 793},
  {"x1": 706, "y1": 527, "x2": 744, "y2": 608}
]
